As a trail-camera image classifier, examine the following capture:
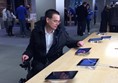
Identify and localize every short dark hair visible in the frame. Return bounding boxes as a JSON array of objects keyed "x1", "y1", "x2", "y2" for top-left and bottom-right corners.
[
  {"x1": 45, "y1": 9, "x2": 60, "y2": 19},
  {"x1": 82, "y1": 2, "x2": 87, "y2": 5},
  {"x1": 86, "y1": 4, "x2": 90, "y2": 7}
]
